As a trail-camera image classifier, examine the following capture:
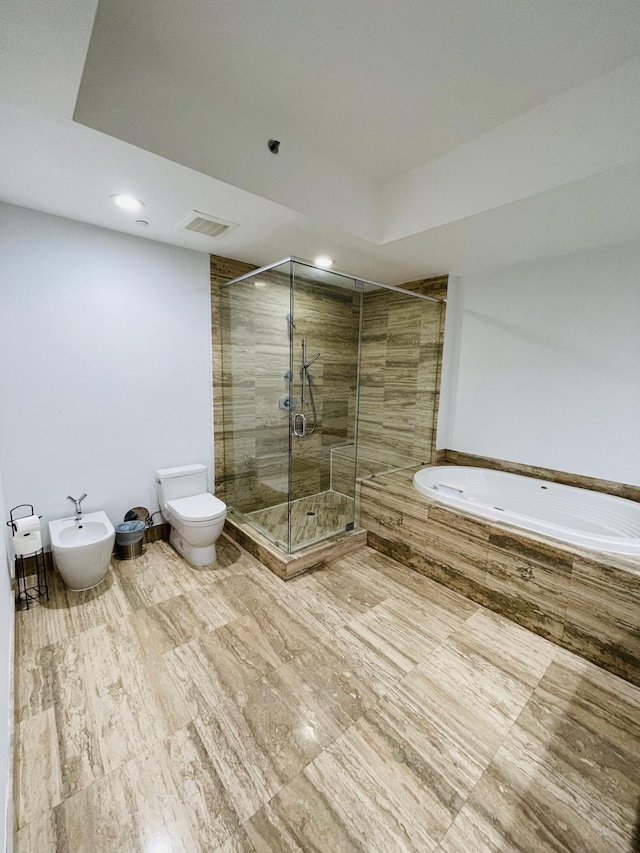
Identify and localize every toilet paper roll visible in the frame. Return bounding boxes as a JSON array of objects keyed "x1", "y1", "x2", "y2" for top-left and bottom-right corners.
[
  {"x1": 14, "y1": 529, "x2": 42, "y2": 556},
  {"x1": 13, "y1": 515, "x2": 40, "y2": 534}
]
